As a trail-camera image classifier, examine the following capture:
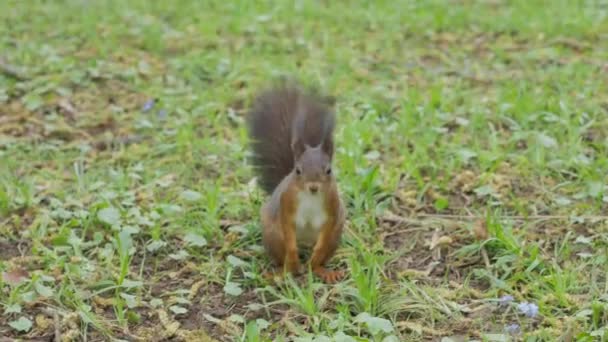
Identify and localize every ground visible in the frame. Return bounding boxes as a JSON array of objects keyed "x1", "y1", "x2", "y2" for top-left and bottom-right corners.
[{"x1": 1, "y1": 1, "x2": 607, "y2": 341}]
